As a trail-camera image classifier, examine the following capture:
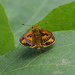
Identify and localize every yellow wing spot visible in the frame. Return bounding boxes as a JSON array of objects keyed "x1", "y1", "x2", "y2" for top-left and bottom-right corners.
[
  {"x1": 49, "y1": 38, "x2": 54, "y2": 42},
  {"x1": 22, "y1": 39, "x2": 26, "y2": 43}
]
